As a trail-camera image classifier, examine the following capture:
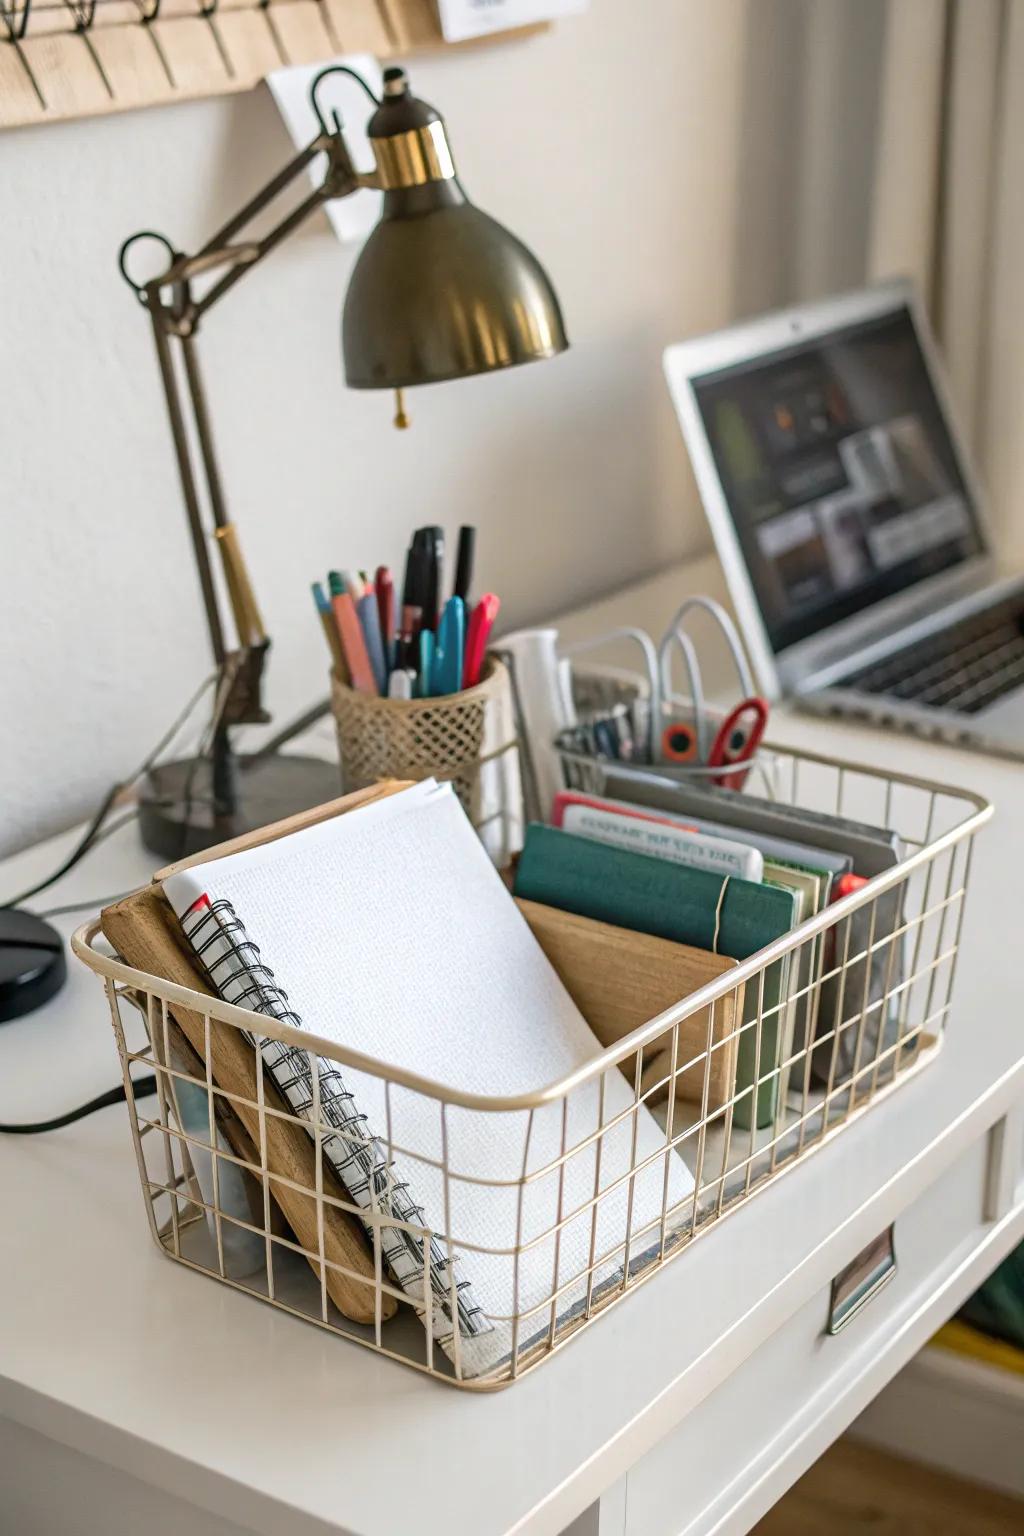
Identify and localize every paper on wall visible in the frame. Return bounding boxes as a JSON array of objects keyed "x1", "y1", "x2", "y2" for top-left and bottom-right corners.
[
  {"x1": 437, "y1": 0, "x2": 588, "y2": 45},
  {"x1": 266, "y1": 54, "x2": 383, "y2": 245}
]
